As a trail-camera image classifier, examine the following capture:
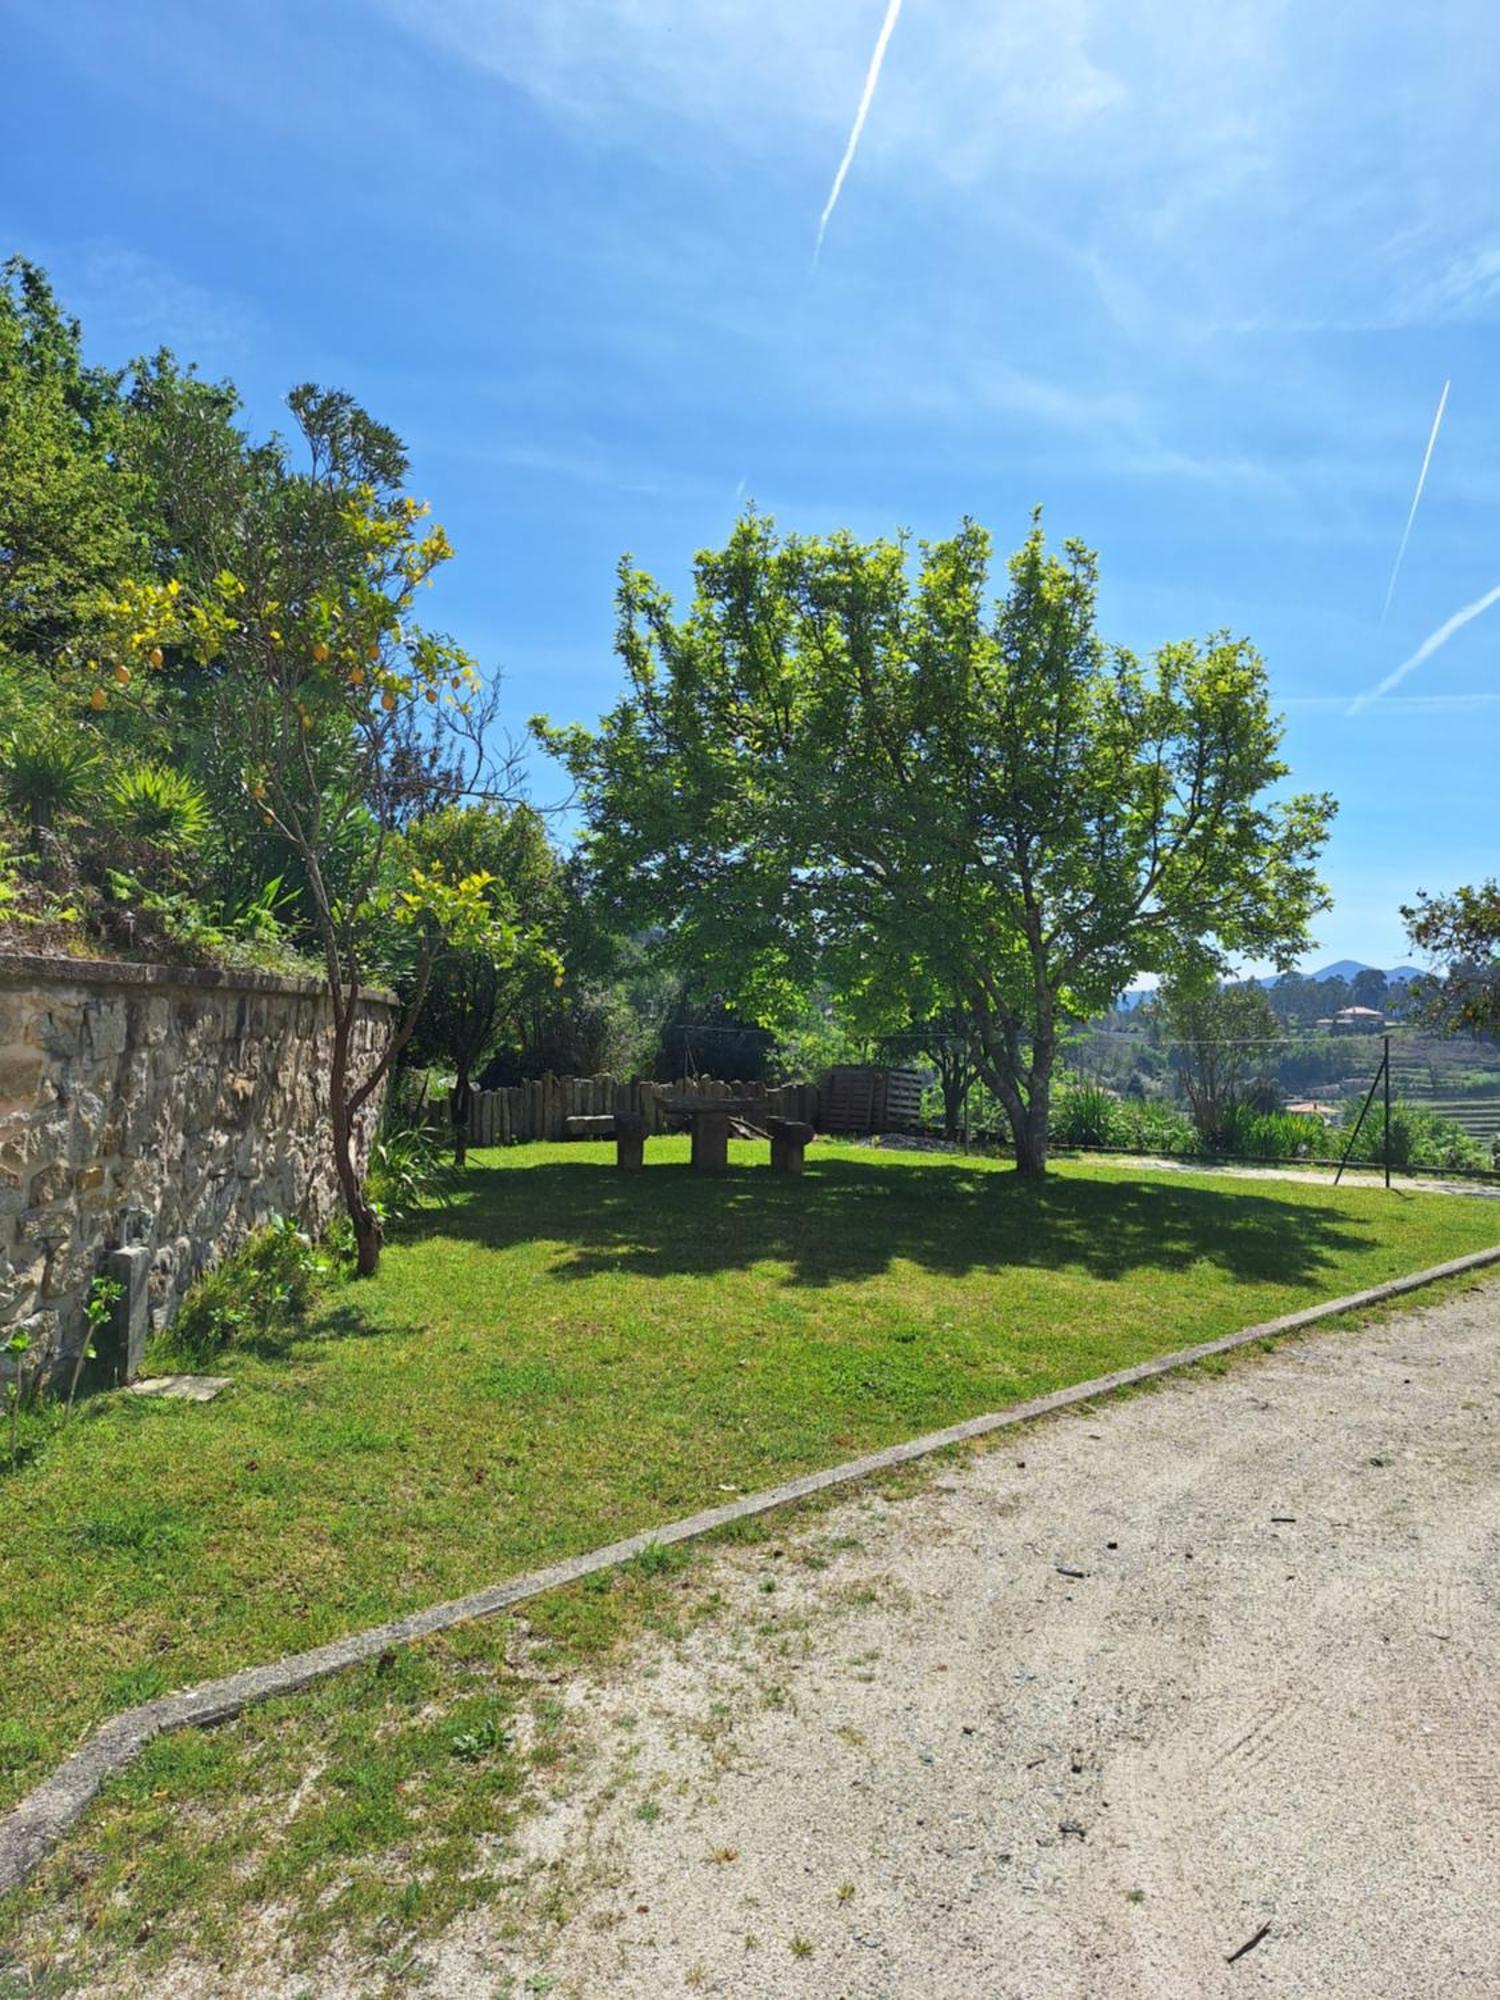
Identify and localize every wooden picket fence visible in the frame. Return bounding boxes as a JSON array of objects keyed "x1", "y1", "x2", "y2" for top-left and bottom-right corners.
[{"x1": 457, "y1": 1074, "x2": 822, "y2": 1147}]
